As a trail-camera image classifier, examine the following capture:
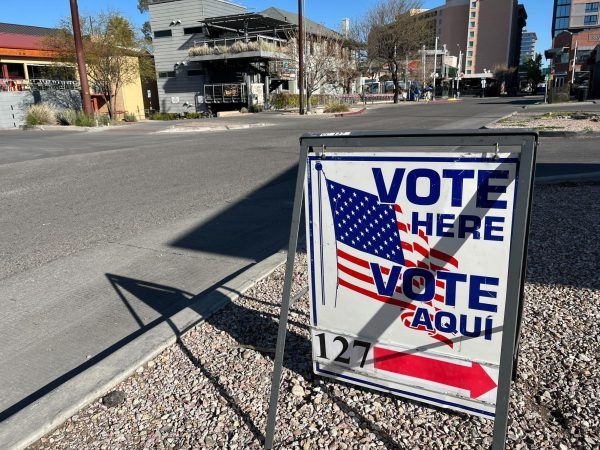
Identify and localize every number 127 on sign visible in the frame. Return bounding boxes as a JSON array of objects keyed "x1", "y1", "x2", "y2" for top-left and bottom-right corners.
[{"x1": 313, "y1": 331, "x2": 373, "y2": 370}]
